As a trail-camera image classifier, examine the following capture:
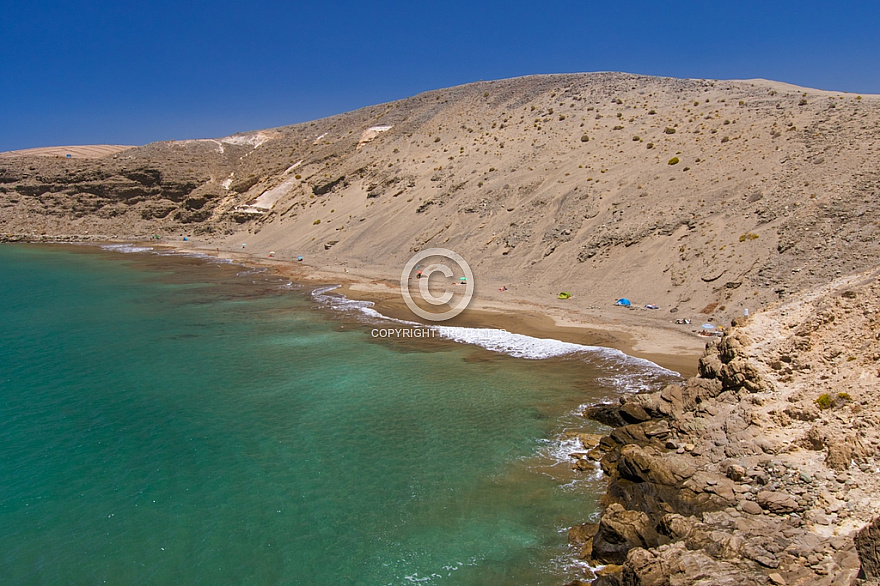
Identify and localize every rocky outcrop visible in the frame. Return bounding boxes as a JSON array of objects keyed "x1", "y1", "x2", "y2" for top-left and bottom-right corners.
[
  {"x1": 569, "y1": 269, "x2": 880, "y2": 585},
  {"x1": 0, "y1": 153, "x2": 229, "y2": 237},
  {"x1": 856, "y1": 516, "x2": 880, "y2": 582},
  {"x1": 591, "y1": 504, "x2": 661, "y2": 565}
]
